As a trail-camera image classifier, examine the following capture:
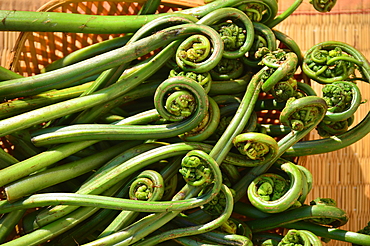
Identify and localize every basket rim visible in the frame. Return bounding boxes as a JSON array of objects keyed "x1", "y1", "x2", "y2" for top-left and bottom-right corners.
[
  {"x1": 5, "y1": 0, "x2": 203, "y2": 73},
  {"x1": 37, "y1": 0, "x2": 202, "y2": 11},
  {"x1": 37, "y1": 0, "x2": 148, "y2": 12}
]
